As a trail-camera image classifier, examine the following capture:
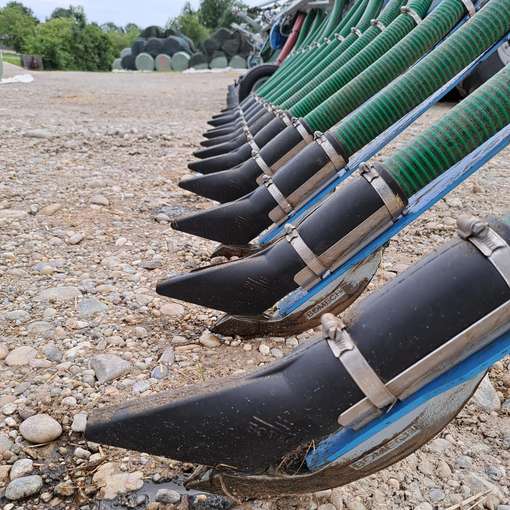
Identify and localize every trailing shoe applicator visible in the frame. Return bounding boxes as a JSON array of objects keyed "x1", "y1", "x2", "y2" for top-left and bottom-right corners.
[{"x1": 86, "y1": 214, "x2": 510, "y2": 500}]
